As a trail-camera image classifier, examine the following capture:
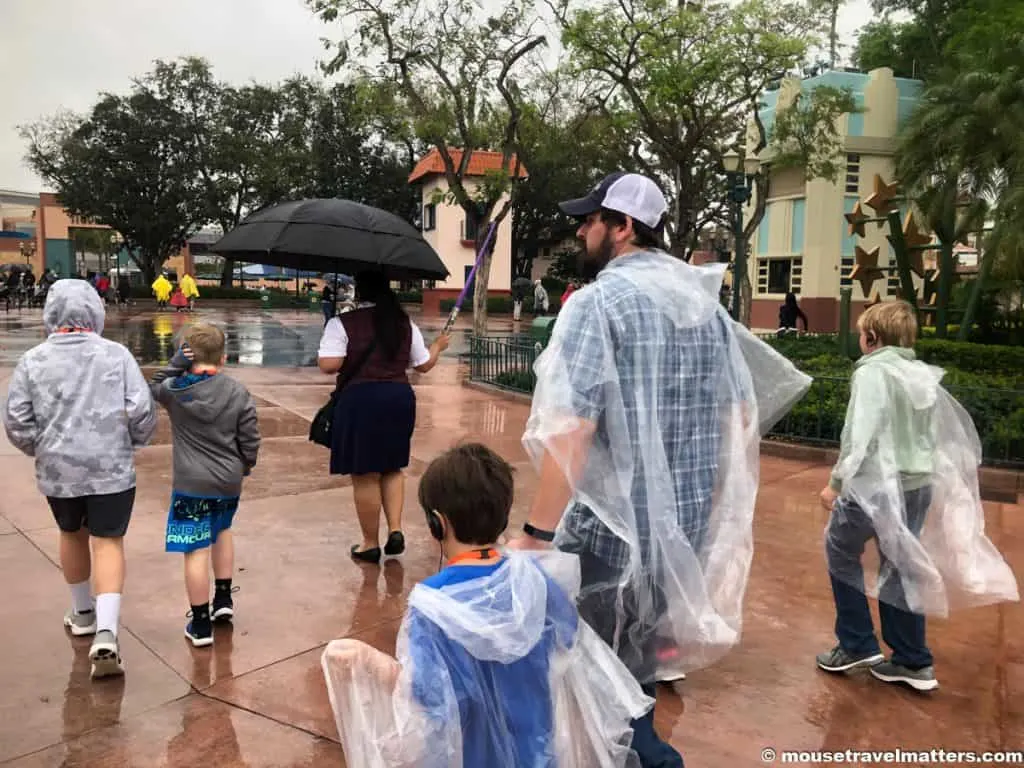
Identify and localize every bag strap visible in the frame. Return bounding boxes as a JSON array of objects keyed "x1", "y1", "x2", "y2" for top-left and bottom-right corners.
[{"x1": 333, "y1": 337, "x2": 378, "y2": 395}]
